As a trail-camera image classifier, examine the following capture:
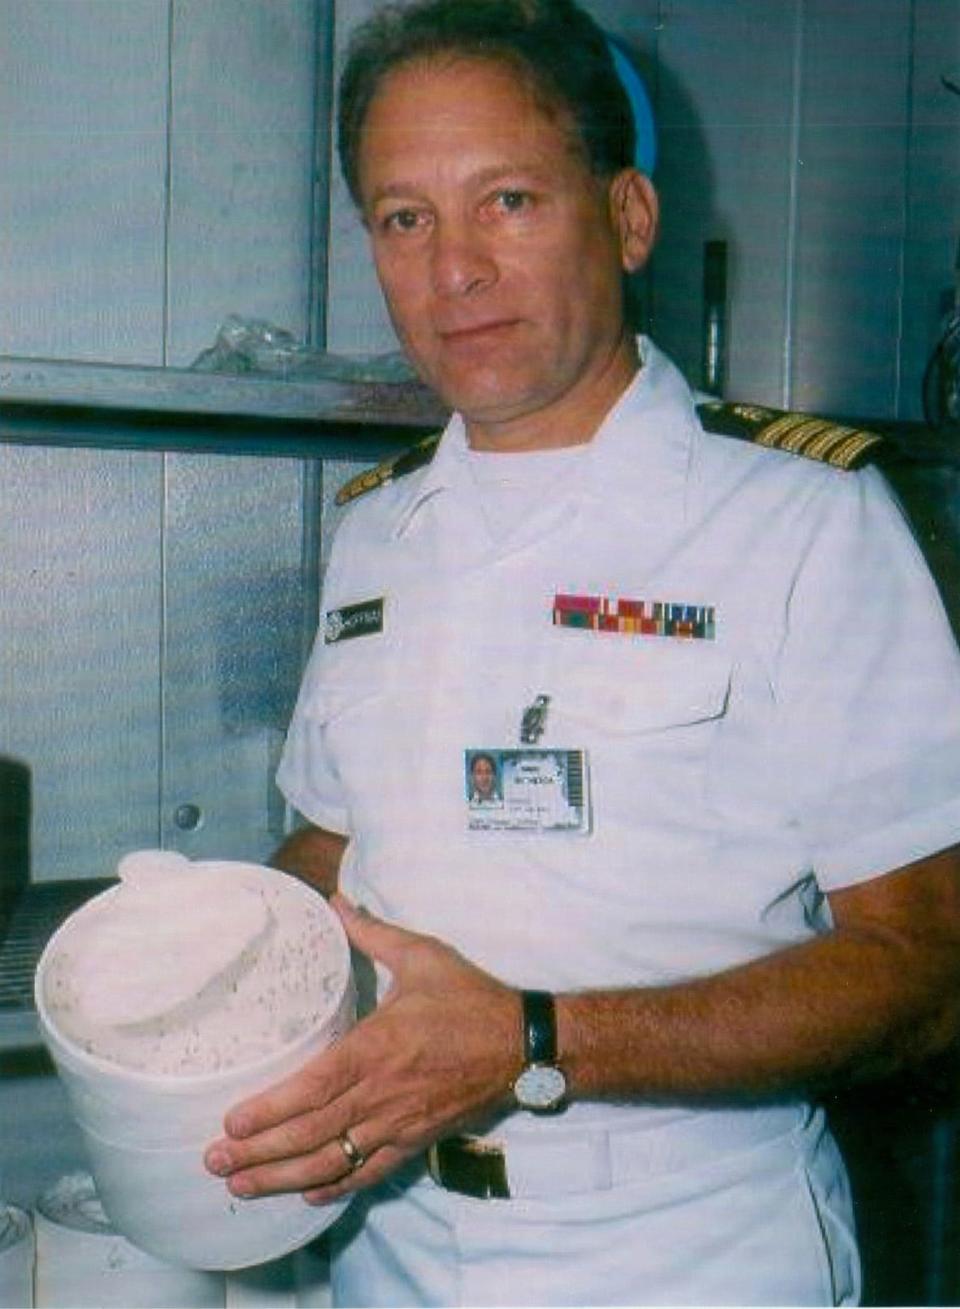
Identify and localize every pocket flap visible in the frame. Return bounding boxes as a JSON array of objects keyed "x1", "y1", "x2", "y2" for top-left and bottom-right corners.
[{"x1": 554, "y1": 642, "x2": 731, "y2": 734}]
